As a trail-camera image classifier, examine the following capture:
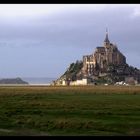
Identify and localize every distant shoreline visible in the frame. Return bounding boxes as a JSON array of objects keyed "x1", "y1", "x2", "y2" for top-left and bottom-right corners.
[
  {"x1": 29, "y1": 83, "x2": 50, "y2": 86},
  {"x1": 22, "y1": 77, "x2": 56, "y2": 85}
]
